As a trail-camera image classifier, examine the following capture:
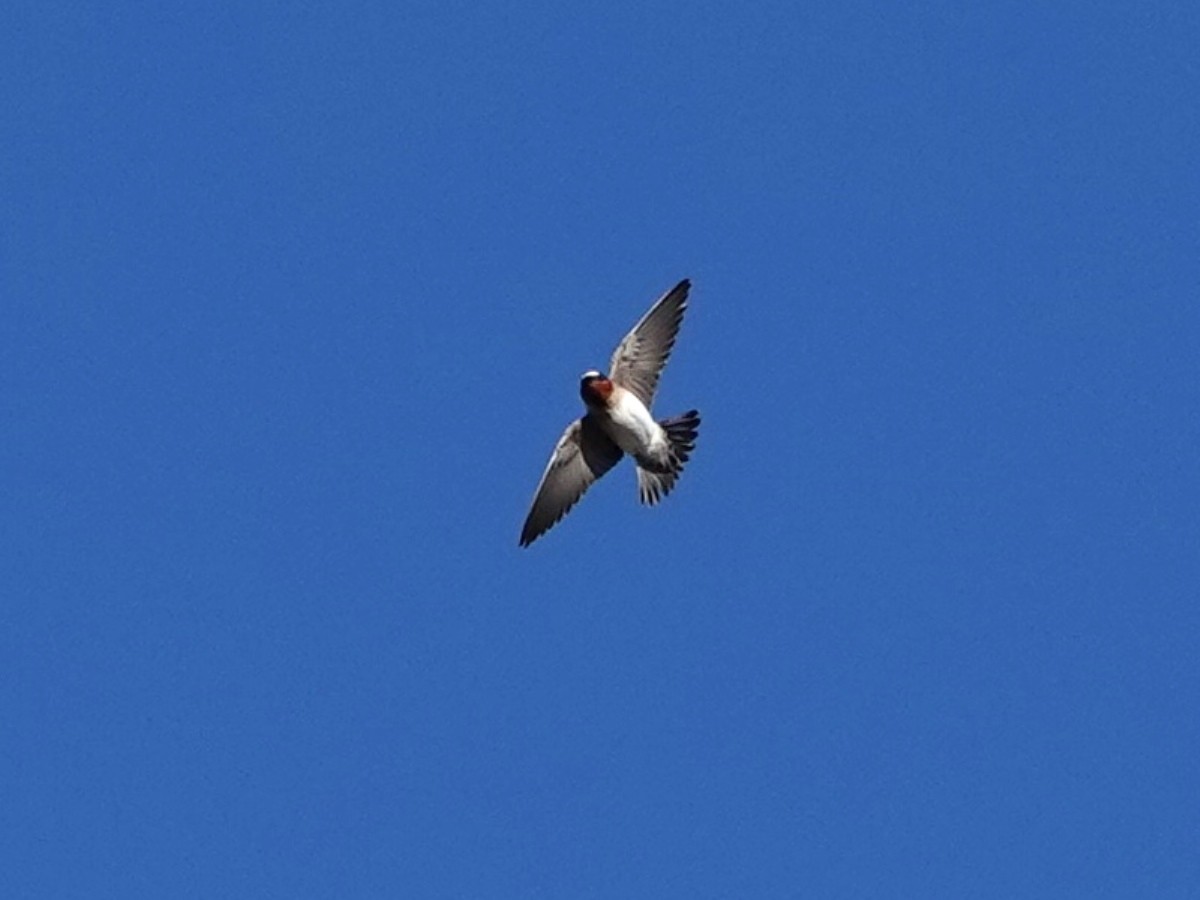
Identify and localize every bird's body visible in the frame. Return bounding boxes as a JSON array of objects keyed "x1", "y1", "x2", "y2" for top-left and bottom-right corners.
[
  {"x1": 583, "y1": 375, "x2": 669, "y2": 468},
  {"x1": 519, "y1": 280, "x2": 701, "y2": 547}
]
